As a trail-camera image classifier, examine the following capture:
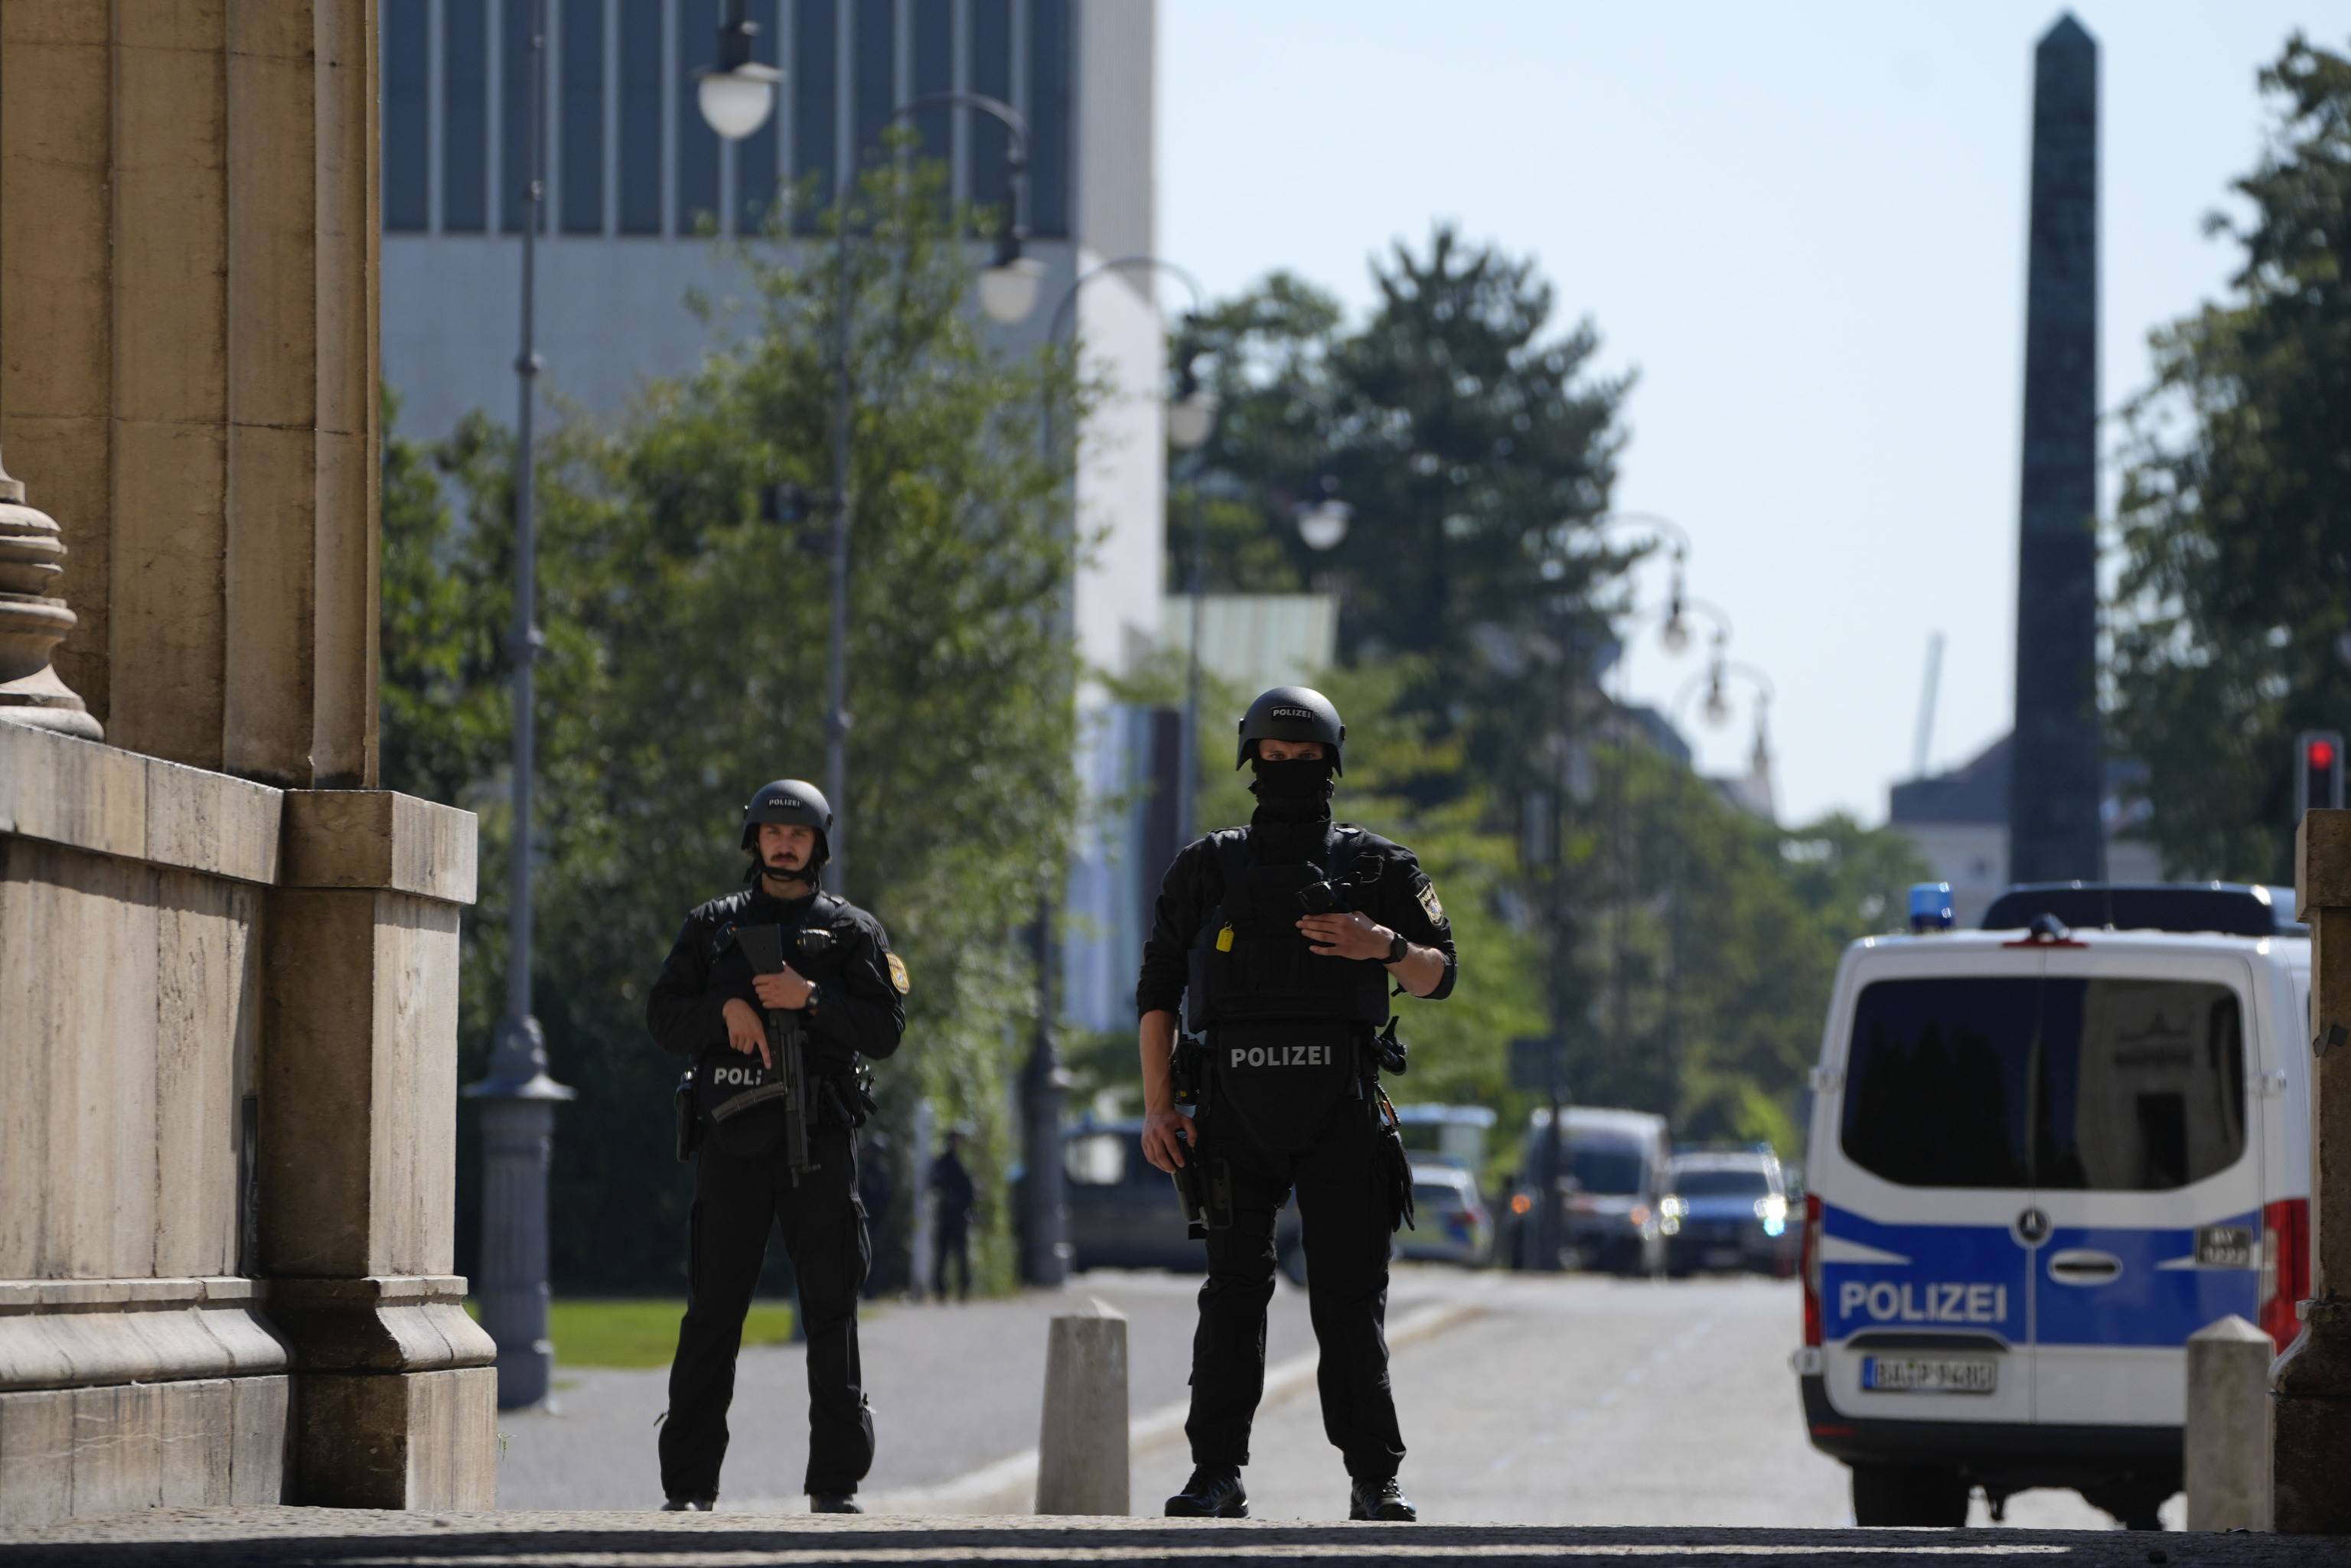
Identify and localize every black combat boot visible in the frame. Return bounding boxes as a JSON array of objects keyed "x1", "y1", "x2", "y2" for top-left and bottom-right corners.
[
  {"x1": 808, "y1": 1491, "x2": 863, "y2": 1514},
  {"x1": 1165, "y1": 1465, "x2": 1249, "y2": 1518},
  {"x1": 1348, "y1": 1475, "x2": 1417, "y2": 1521},
  {"x1": 660, "y1": 1494, "x2": 716, "y2": 1511}
]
